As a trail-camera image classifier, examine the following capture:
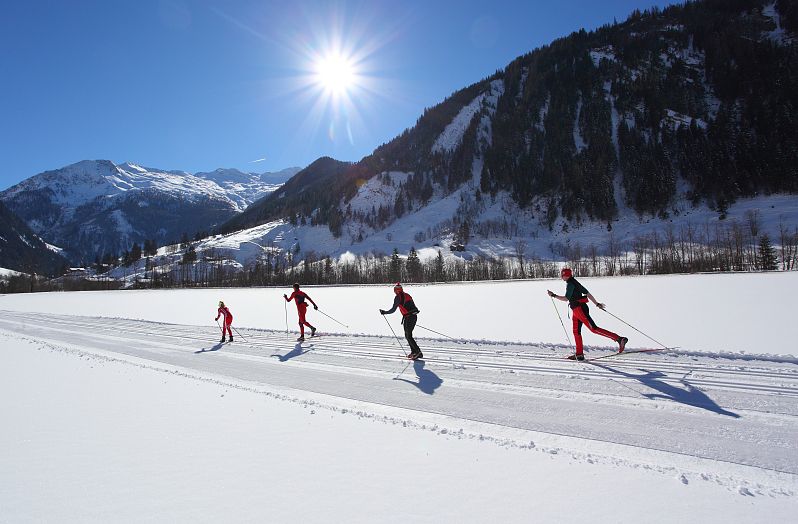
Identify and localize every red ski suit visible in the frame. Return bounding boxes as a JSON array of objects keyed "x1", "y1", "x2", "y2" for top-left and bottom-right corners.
[
  {"x1": 565, "y1": 278, "x2": 619, "y2": 355},
  {"x1": 285, "y1": 290, "x2": 316, "y2": 336},
  {"x1": 216, "y1": 306, "x2": 233, "y2": 338}
]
